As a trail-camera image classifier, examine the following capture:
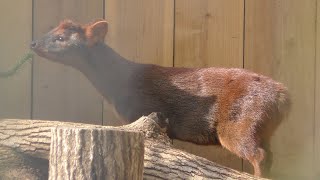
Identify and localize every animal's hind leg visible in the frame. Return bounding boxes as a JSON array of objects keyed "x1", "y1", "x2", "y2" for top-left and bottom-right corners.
[
  {"x1": 217, "y1": 120, "x2": 269, "y2": 177},
  {"x1": 247, "y1": 144, "x2": 273, "y2": 177},
  {"x1": 247, "y1": 147, "x2": 266, "y2": 177},
  {"x1": 218, "y1": 136, "x2": 267, "y2": 177}
]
